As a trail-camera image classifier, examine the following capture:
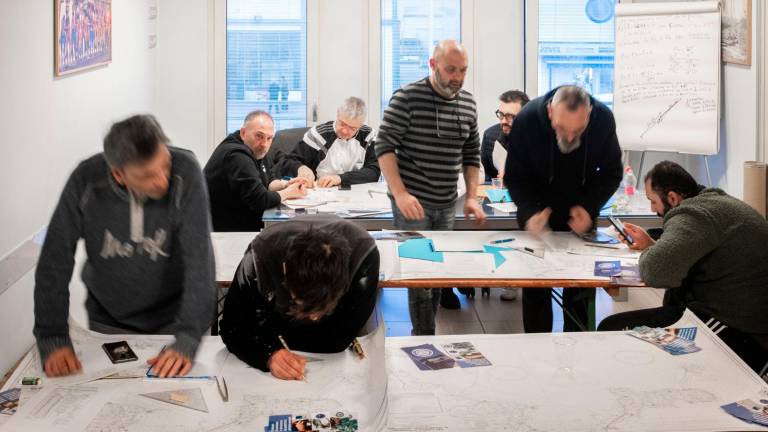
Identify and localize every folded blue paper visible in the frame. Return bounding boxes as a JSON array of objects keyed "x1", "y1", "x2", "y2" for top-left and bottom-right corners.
[
  {"x1": 483, "y1": 245, "x2": 513, "y2": 268},
  {"x1": 398, "y1": 238, "x2": 444, "y2": 262},
  {"x1": 486, "y1": 189, "x2": 512, "y2": 203}
]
